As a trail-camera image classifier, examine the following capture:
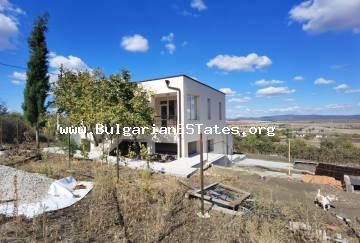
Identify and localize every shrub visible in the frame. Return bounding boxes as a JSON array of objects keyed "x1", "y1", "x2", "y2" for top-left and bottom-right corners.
[{"x1": 0, "y1": 113, "x2": 34, "y2": 144}]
